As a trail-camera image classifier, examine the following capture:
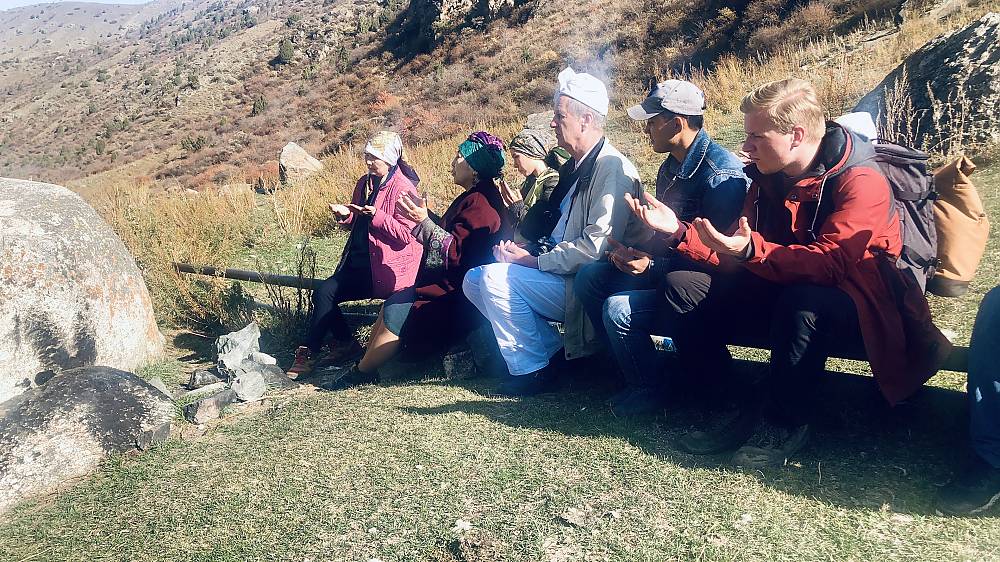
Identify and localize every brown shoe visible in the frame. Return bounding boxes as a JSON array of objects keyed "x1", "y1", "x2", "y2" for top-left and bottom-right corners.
[
  {"x1": 286, "y1": 346, "x2": 316, "y2": 380},
  {"x1": 317, "y1": 338, "x2": 364, "y2": 368}
]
